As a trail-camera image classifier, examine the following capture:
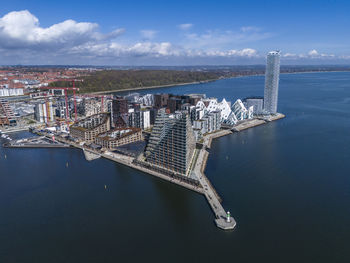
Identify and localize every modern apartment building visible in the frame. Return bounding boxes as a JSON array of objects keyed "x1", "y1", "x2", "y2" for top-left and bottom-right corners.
[
  {"x1": 243, "y1": 97, "x2": 264, "y2": 115},
  {"x1": 145, "y1": 109, "x2": 196, "y2": 176},
  {"x1": 264, "y1": 51, "x2": 281, "y2": 114},
  {"x1": 34, "y1": 100, "x2": 54, "y2": 123},
  {"x1": 111, "y1": 97, "x2": 128, "y2": 127},
  {"x1": 128, "y1": 109, "x2": 151, "y2": 130},
  {"x1": 70, "y1": 113, "x2": 110, "y2": 143},
  {"x1": 95, "y1": 127, "x2": 142, "y2": 149}
]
